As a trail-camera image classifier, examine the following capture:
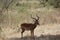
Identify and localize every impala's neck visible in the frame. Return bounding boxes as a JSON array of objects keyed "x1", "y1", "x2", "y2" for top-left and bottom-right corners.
[
  {"x1": 33, "y1": 22, "x2": 38, "y2": 29},
  {"x1": 34, "y1": 23, "x2": 37, "y2": 26}
]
